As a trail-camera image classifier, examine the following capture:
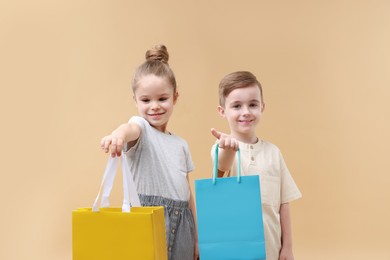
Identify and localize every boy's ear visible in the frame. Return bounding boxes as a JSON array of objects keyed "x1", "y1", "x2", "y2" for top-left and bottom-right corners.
[
  {"x1": 261, "y1": 102, "x2": 265, "y2": 112},
  {"x1": 217, "y1": 105, "x2": 225, "y2": 117}
]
